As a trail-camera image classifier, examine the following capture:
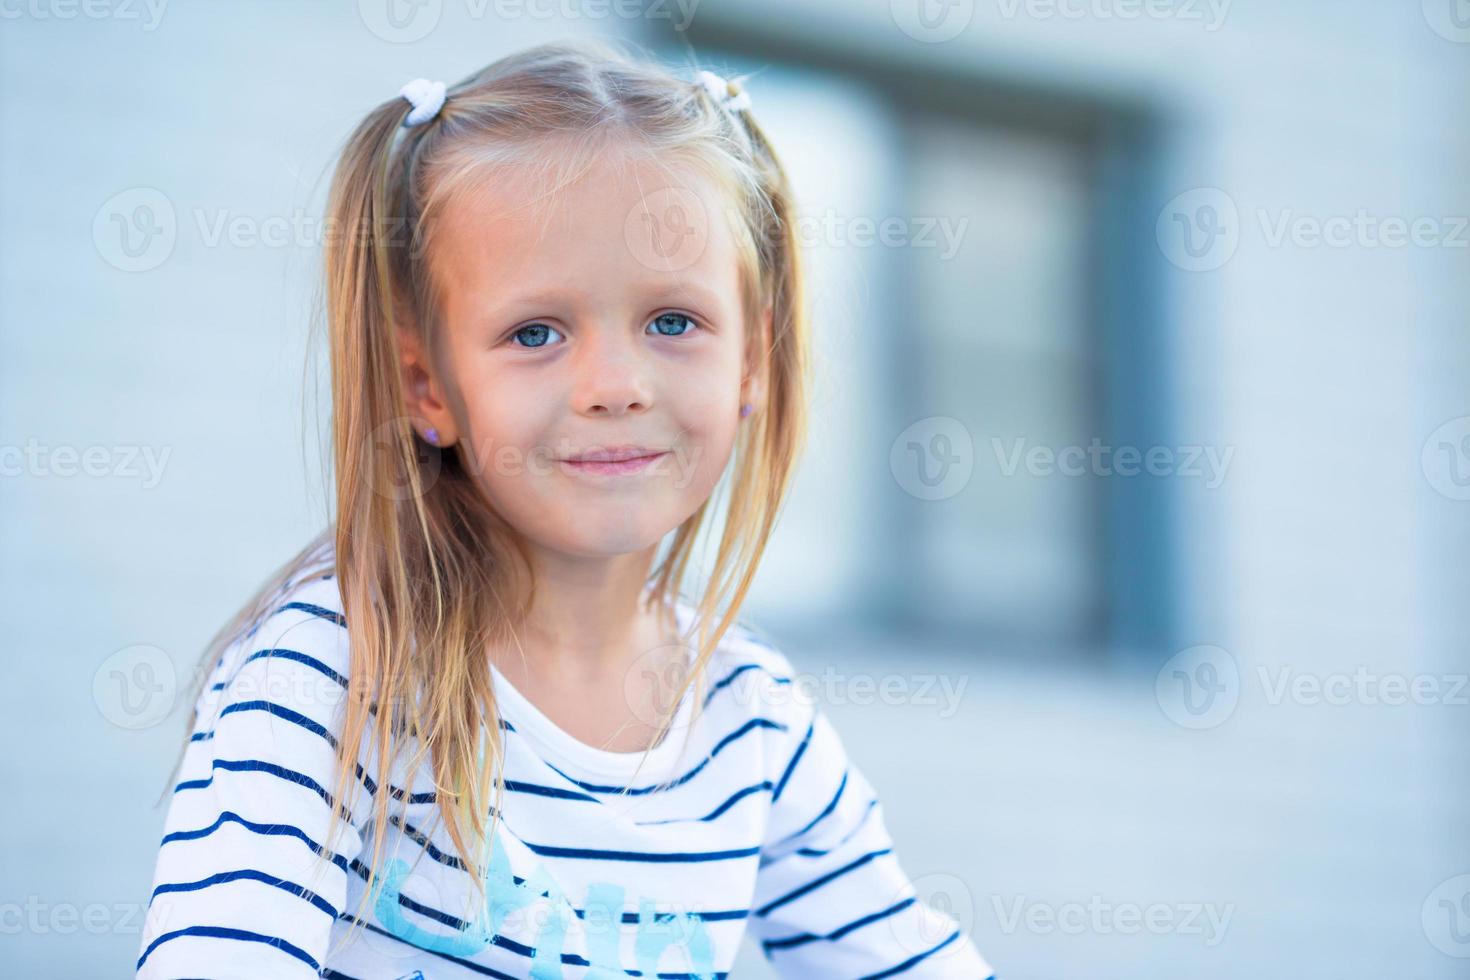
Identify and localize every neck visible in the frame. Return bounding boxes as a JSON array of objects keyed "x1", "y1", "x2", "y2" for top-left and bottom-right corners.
[{"x1": 495, "y1": 541, "x2": 674, "y2": 680}]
